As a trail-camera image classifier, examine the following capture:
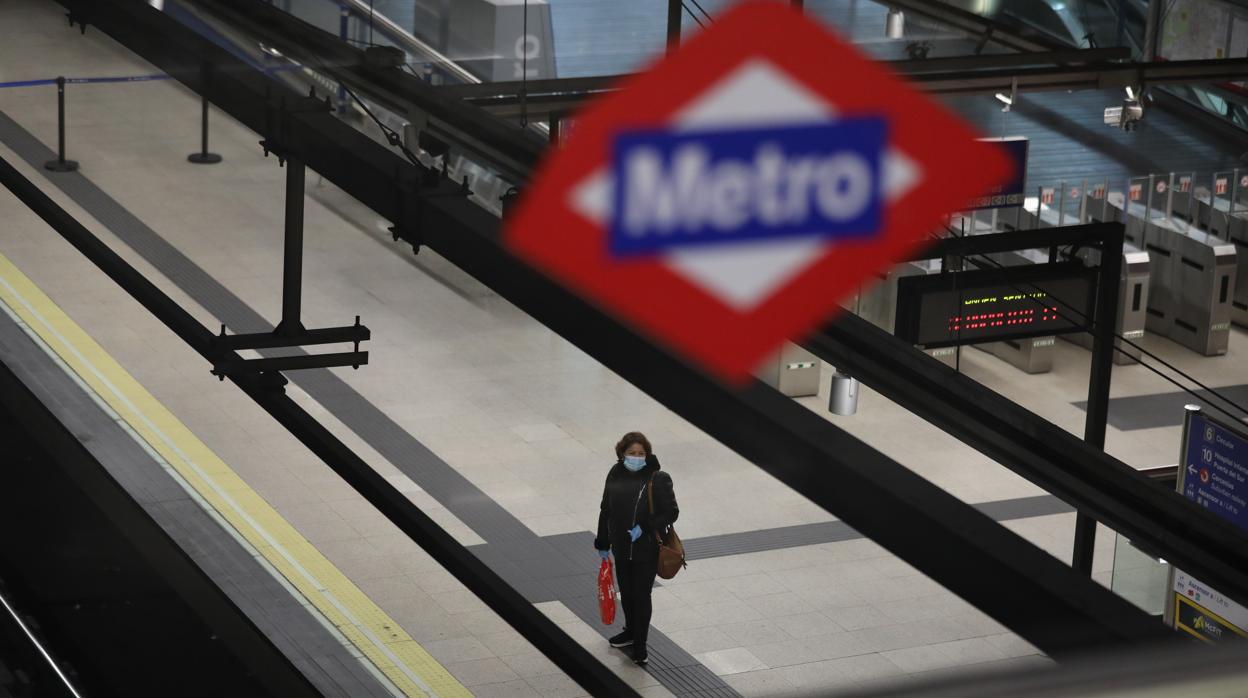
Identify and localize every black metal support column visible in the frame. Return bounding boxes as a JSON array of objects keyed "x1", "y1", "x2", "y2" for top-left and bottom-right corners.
[
  {"x1": 666, "y1": 0, "x2": 682, "y2": 54},
  {"x1": 187, "y1": 97, "x2": 223, "y2": 164},
  {"x1": 1072, "y1": 224, "x2": 1125, "y2": 575},
  {"x1": 43, "y1": 77, "x2": 78, "y2": 173},
  {"x1": 275, "y1": 157, "x2": 305, "y2": 336}
]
